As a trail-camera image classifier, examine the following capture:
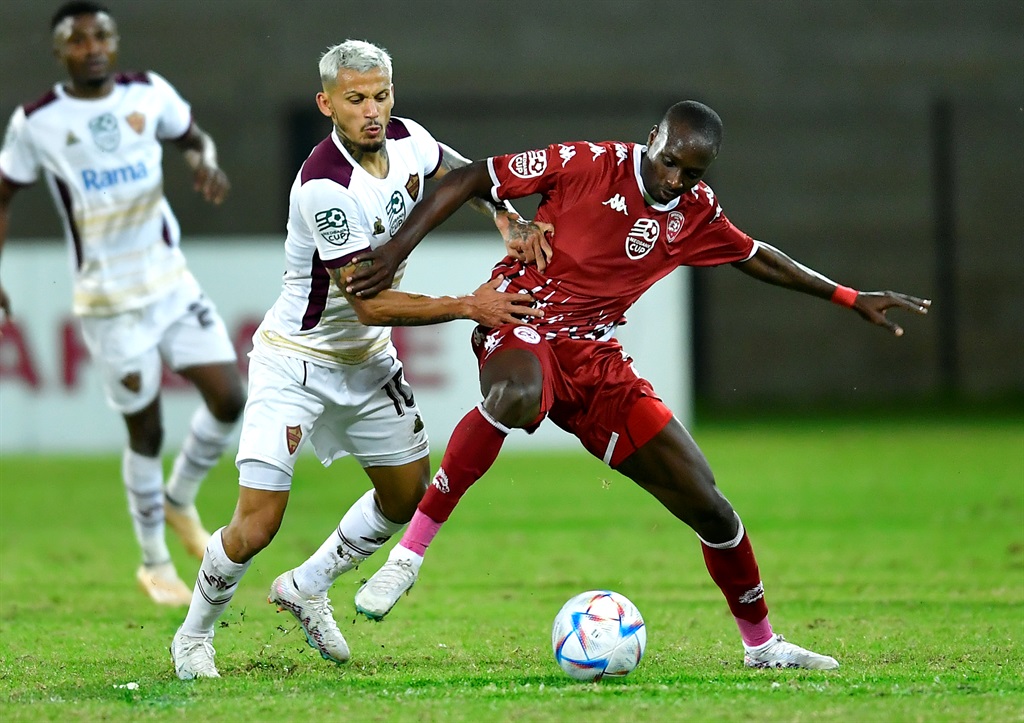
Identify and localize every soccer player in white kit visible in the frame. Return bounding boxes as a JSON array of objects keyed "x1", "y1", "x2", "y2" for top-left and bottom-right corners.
[
  {"x1": 0, "y1": 2, "x2": 246, "y2": 606},
  {"x1": 169, "y1": 39, "x2": 545, "y2": 679}
]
